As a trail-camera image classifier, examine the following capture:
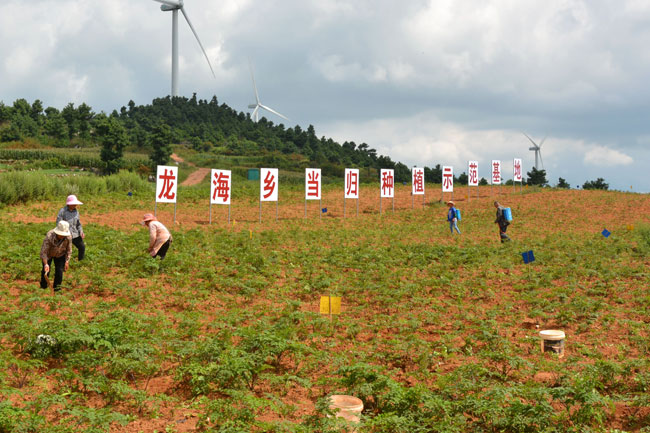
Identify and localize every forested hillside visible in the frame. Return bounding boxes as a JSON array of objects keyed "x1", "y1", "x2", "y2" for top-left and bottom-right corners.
[{"x1": 0, "y1": 95, "x2": 427, "y2": 182}]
